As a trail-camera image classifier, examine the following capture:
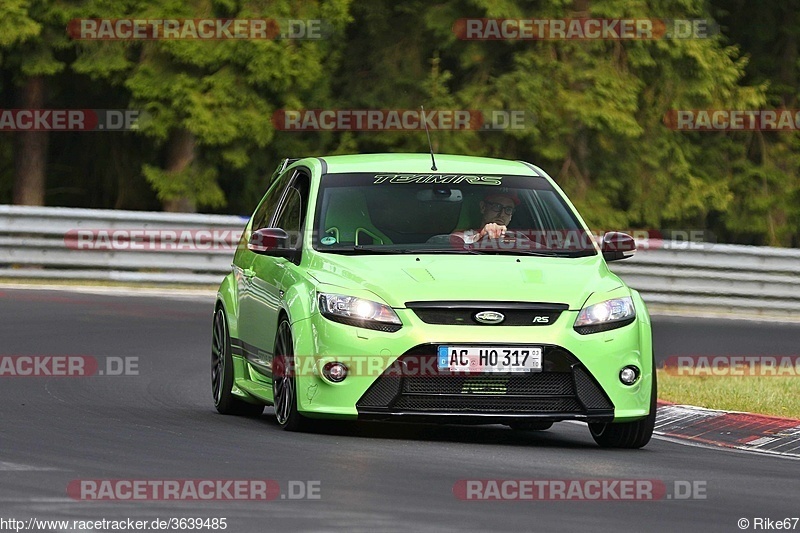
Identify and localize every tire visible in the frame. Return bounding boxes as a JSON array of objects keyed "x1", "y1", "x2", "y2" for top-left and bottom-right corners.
[
  {"x1": 272, "y1": 319, "x2": 312, "y2": 431},
  {"x1": 507, "y1": 421, "x2": 554, "y2": 431},
  {"x1": 212, "y1": 307, "x2": 264, "y2": 417},
  {"x1": 588, "y1": 370, "x2": 657, "y2": 449}
]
